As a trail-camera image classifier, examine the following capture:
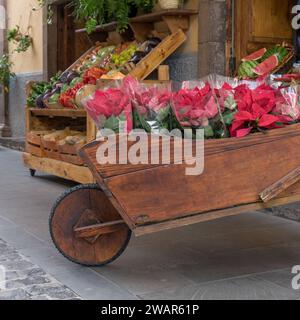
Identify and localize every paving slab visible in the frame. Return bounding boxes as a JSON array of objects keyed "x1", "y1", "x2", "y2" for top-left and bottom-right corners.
[{"x1": 139, "y1": 274, "x2": 300, "y2": 300}]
